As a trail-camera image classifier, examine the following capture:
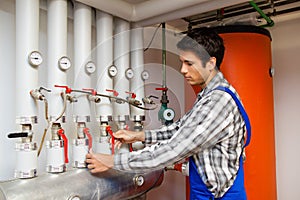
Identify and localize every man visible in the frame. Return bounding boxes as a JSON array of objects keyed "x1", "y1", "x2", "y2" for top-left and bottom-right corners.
[{"x1": 86, "y1": 27, "x2": 249, "y2": 200}]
